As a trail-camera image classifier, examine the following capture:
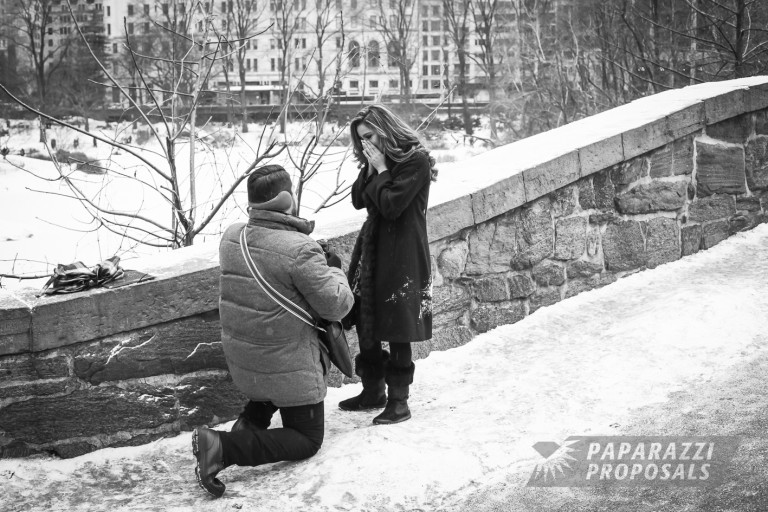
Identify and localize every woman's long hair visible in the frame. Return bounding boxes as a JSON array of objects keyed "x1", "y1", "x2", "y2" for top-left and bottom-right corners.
[{"x1": 350, "y1": 104, "x2": 438, "y2": 181}]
